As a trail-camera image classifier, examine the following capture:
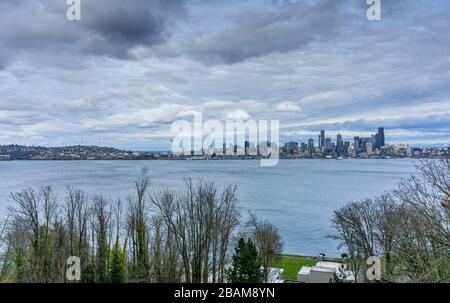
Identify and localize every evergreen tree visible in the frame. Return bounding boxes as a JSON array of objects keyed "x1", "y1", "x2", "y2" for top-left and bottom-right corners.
[
  {"x1": 226, "y1": 238, "x2": 263, "y2": 283},
  {"x1": 109, "y1": 236, "x2": 127, "y2": 283}
]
